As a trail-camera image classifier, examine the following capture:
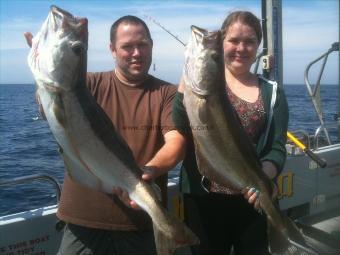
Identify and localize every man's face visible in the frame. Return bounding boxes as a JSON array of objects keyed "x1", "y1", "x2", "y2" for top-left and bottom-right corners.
[{"x1": 111, "y1": 23, "x2": 153, "y2": 83}]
